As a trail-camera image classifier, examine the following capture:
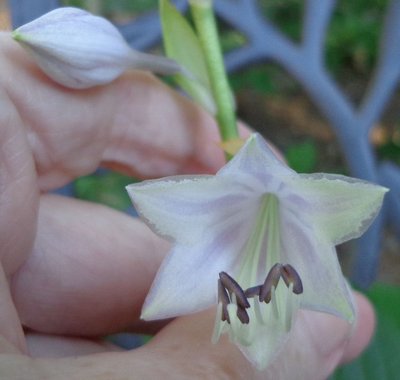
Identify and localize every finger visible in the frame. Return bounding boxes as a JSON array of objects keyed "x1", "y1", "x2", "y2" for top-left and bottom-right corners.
[
  {"x1": 0, "y1": 292, "x2": 373, "y2": 380},
  {"x1": 140, "y1": 292, "x2": 374, "y2": 380},
  {"x1": 0, "y1": 266, "x2": 26, "y2": 353},
  {"x1": 0, "y1": 33, "x2": 225, "y2": 193},
  {"x1": 0, "y1": 80, "x2": 37, "y2": 354},
  {"x1": 340, "y1": 291, "x2": 375, "y2": 364},
  {"x1": 26, "y1": 332, "x2": 121, "y2": 358},
  {"x1": 11, "y1": 194, "x2": 170, "y2": 336},
  {"x1": 266, "y1": 292, "x2": 374, "y2": 379},
  {"x1": 0, "y1": 83, "x2": 38, "y2": 275}
]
